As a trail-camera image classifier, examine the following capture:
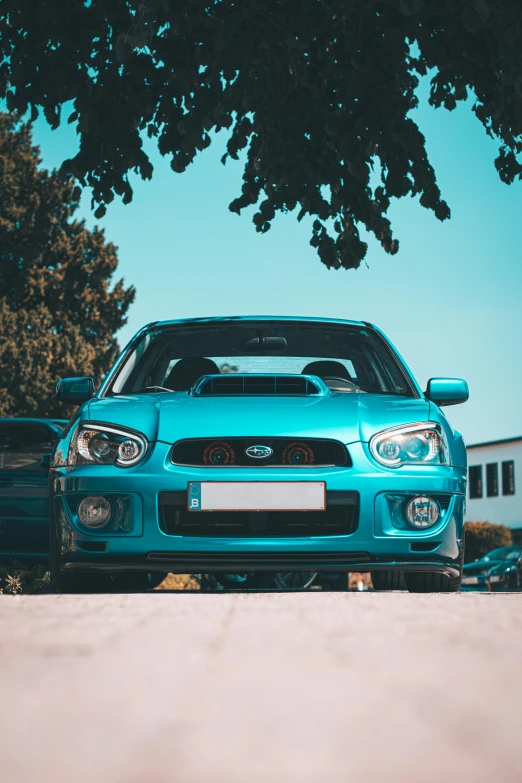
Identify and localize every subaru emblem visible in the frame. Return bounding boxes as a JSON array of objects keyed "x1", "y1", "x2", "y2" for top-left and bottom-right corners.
[{"x1": 246, "y1": 445, "x2": 273, "y2": 459}]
